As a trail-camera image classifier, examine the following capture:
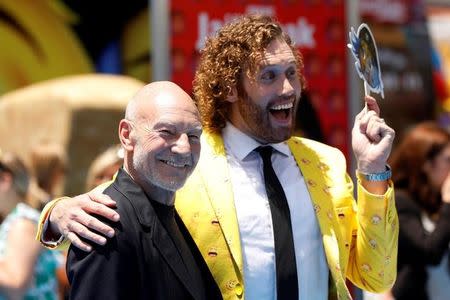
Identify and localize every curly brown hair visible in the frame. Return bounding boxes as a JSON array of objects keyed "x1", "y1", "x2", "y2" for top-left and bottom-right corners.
[
  {"x1": 193, "y1": 14, "x2": 305, "y2": 133},
  {"x1": 389, "y1": 122, "x2": 450, "y2": 214}
]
